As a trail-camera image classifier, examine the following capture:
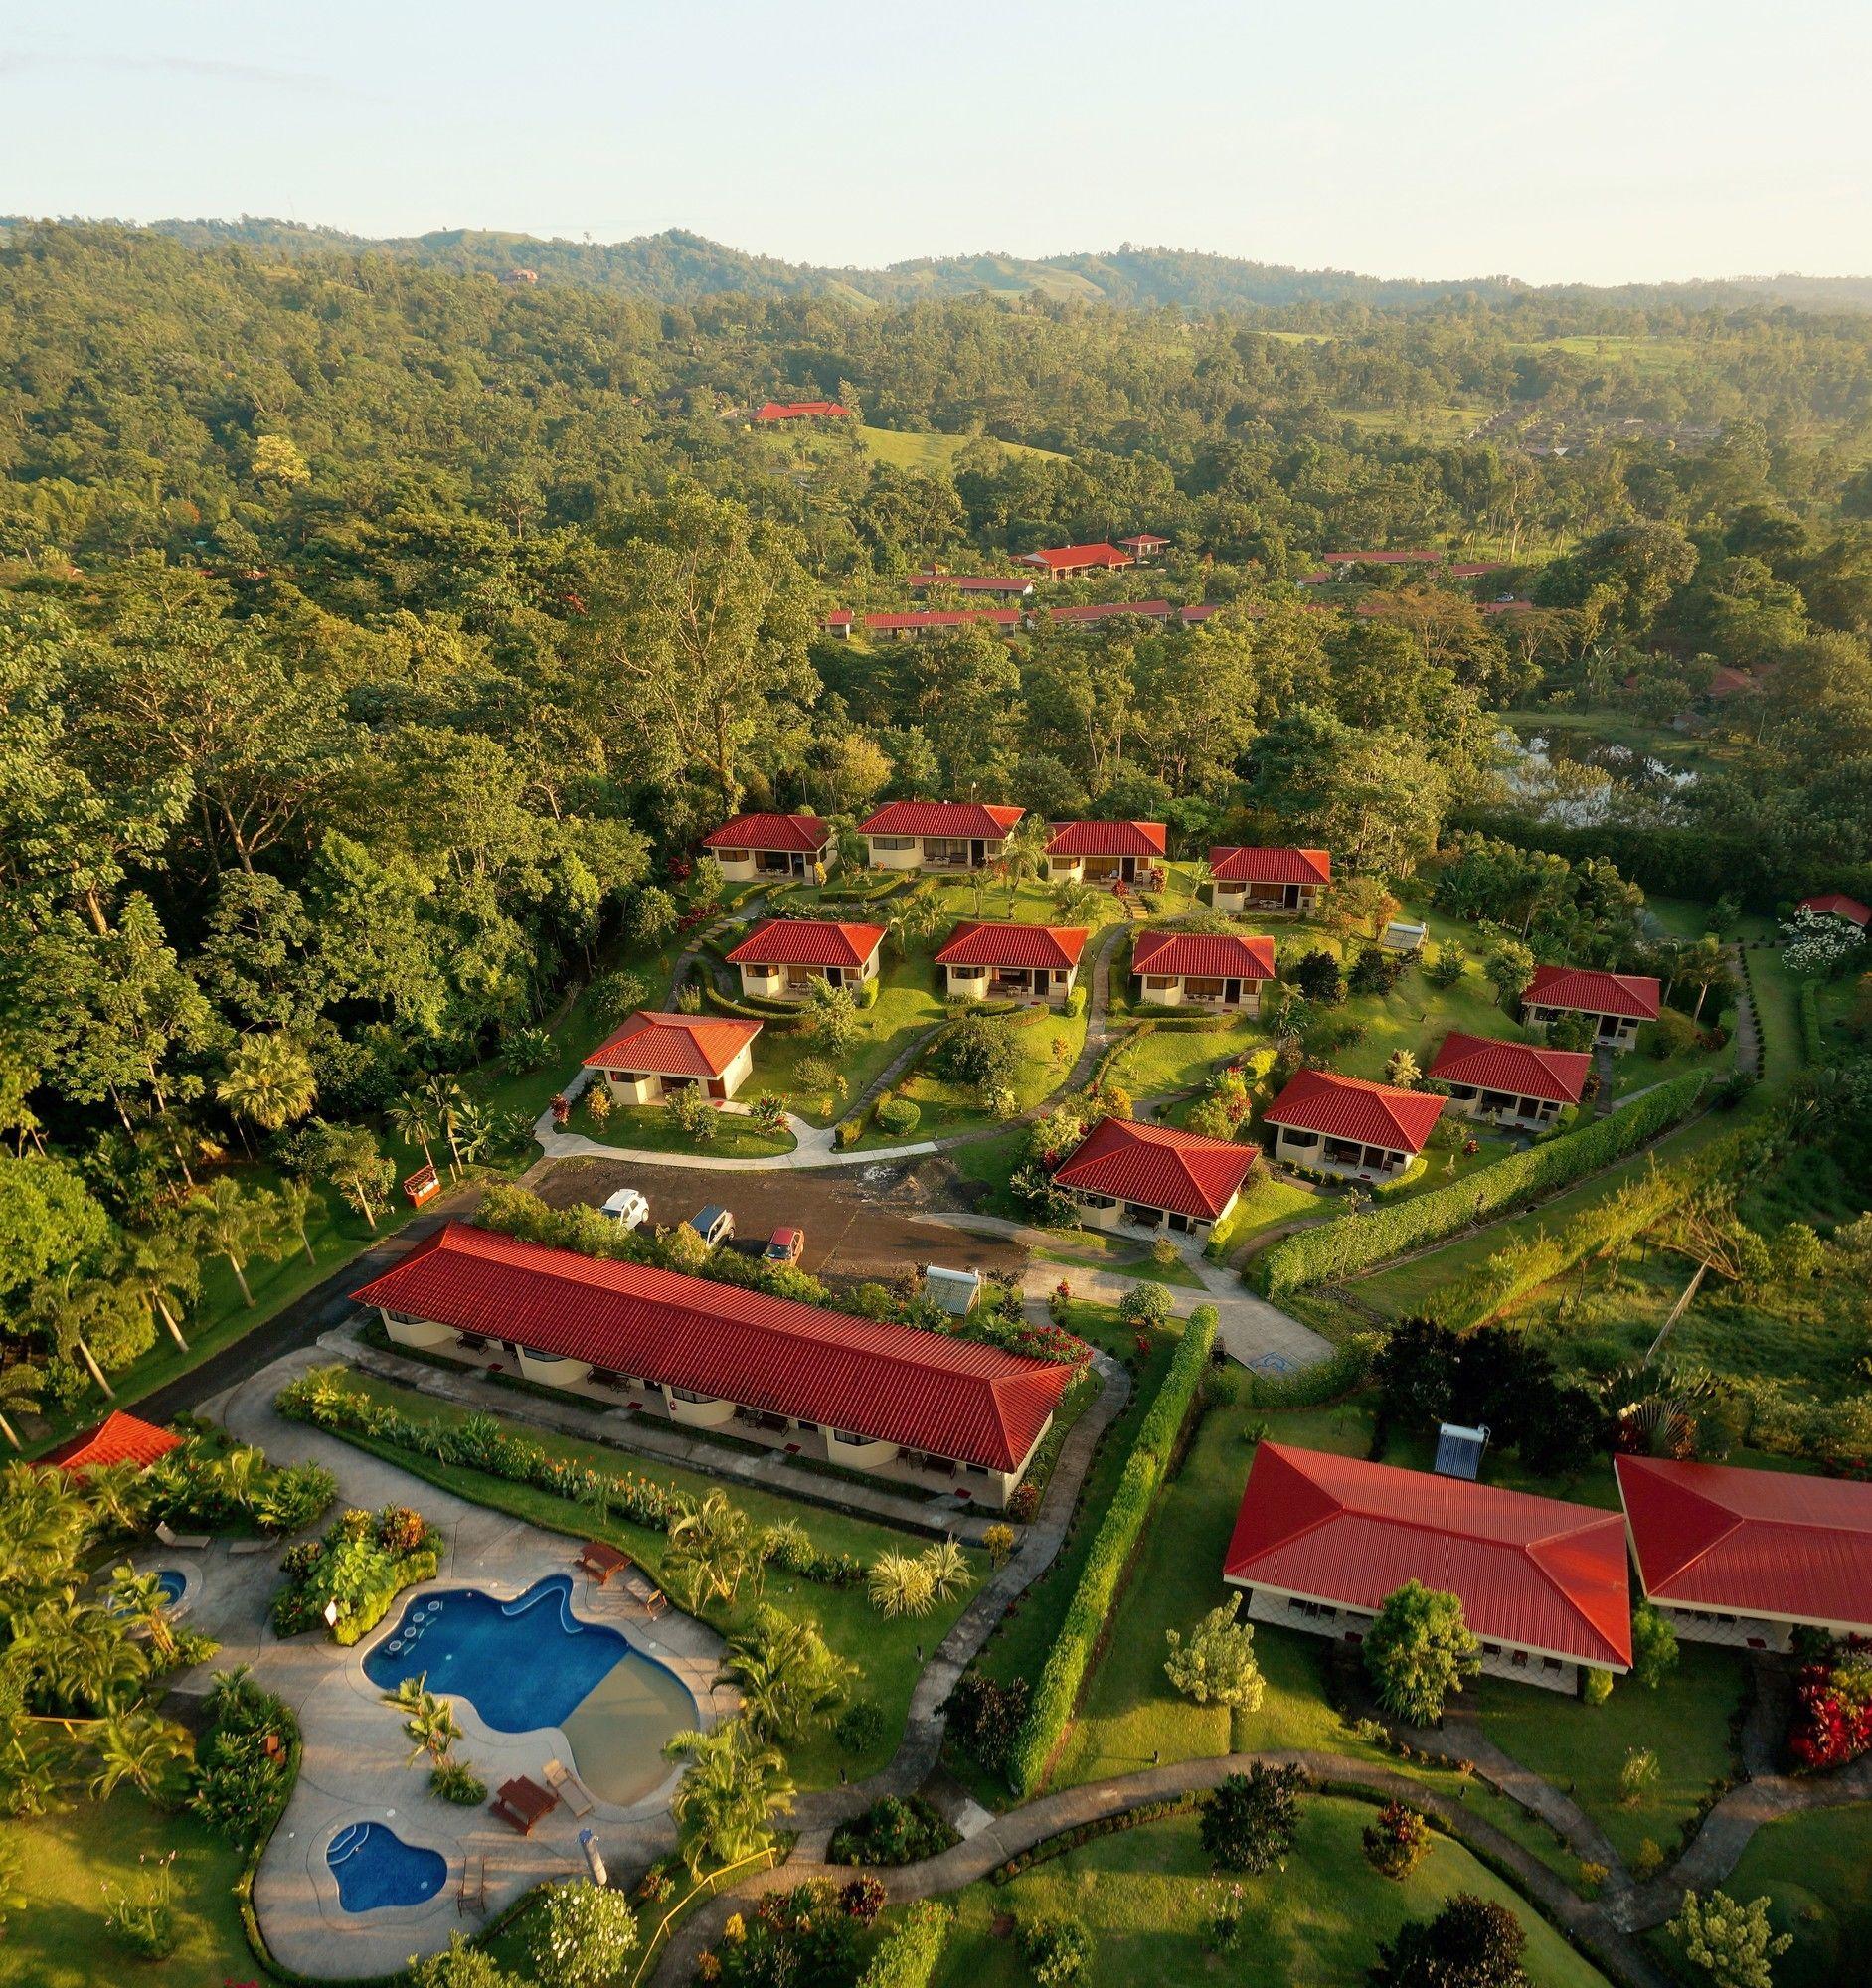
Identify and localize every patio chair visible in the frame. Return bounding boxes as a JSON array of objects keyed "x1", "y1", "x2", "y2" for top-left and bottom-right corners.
[
  {"x1": 456, "y1": 1852, "x2": 487, "y2": 1917},
  {"x1": 155, "y1": 1519, "x2": 210, "y2": 1551},
  {"x1": 541, "y1": 1757, "x2": 595, "y2": 1818}
]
